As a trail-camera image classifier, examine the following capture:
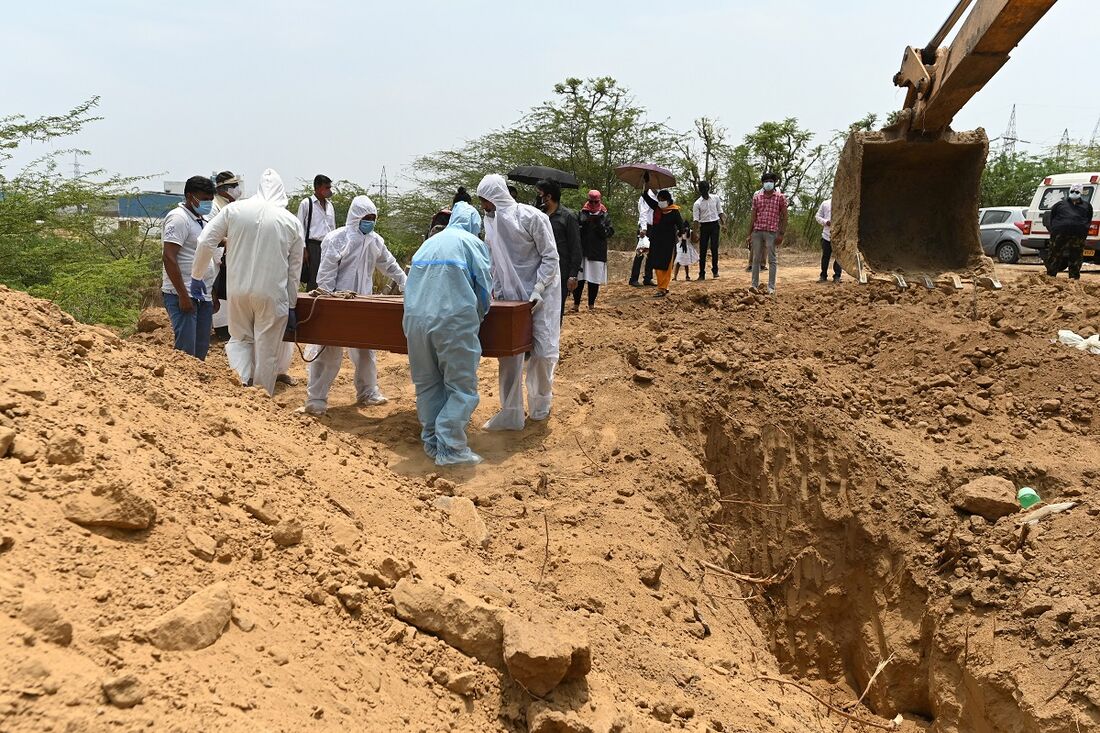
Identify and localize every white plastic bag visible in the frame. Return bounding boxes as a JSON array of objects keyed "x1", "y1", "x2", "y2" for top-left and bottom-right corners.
[{"x1": 1056, "y1": 330, "x2": 1100, "y2": 354}]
